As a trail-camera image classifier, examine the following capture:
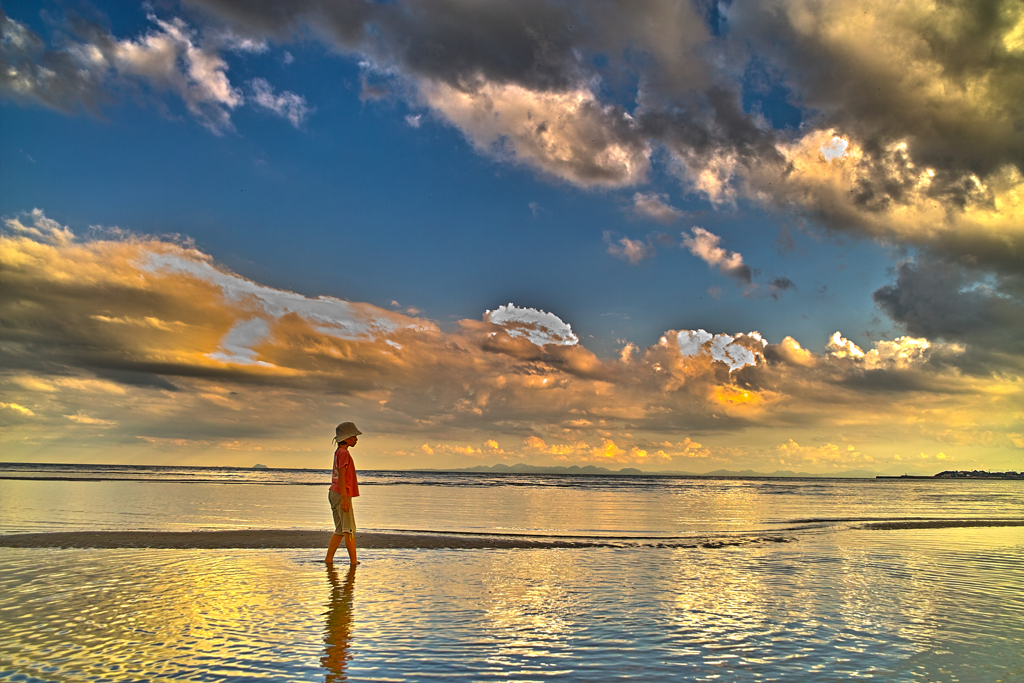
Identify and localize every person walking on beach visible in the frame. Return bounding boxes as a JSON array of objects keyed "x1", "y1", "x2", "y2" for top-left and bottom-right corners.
[{"x1": 326, "y1": 422, "x2": 361, "y2": 565}]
